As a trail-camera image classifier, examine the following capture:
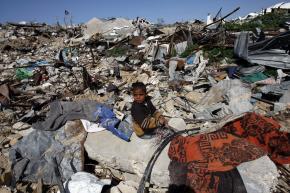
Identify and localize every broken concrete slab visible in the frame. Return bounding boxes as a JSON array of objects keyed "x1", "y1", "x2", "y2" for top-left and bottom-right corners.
[
  {"x1": 168, "y1": 118, "x2": 187, "y2": 131},
  {"x1": 185, "y1": 91, "x2": 204, "y2": 104},
  {"x1": 196, "y1": 79, "x2": 253, "y2": 118},
  {"x1": 84, "y1": 130, "x2": 170, "y2": 187},
  {"x1": 0, "y1": 187, "x2": 11, "y2": 193},
  {"x1": 84, "y1": 17, "x2": 134, "y2": 40},
  {"x1": 109, "y1": 181, "x2": 138, "y2": 193},
  {"x1": 238, "y1": 156, "x2": 279, "y2": 193},
  {"x1": 12, "y1": 127, "x2": 34, "y2": 137},
  {"x1": 12, "y1": 122, "x2": 31, "y2": 131}
]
